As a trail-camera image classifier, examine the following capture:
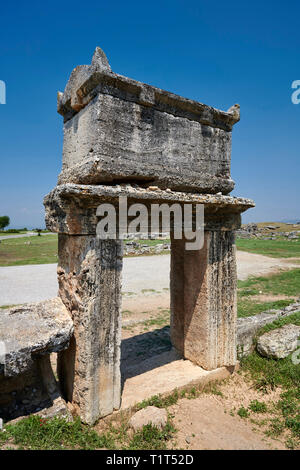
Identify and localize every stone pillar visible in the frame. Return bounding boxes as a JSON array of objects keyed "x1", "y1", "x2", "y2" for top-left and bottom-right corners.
[
  {"x1": 56, "y1": 234, "x2": 123, "y2": 424},
  {"x1": 170, "y1": 230, "x2": 237, "y2": 370}
]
